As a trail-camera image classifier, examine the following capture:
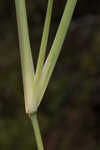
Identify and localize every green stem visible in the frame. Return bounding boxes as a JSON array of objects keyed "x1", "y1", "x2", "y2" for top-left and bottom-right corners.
[
  {"x1": 37, "y1": 0, "x2": 77, "y2": 107},
  {"x1": 15, "y1": 0, "x2": 35, "y2": 114},
  {"x1": 34, "y1": 0, "x2": 54, "y2": 86},
  {"x1": 30, "y1": 113, "x2": 44, "y2": 150}
]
